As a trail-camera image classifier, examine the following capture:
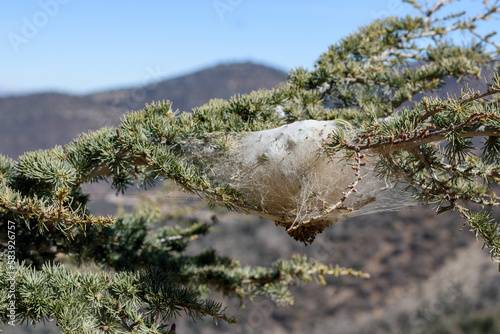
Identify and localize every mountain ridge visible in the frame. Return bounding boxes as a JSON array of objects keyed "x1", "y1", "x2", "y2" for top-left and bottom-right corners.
[{"x1": 0, "y1": 62, "x2": 287, "y2": 158}]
